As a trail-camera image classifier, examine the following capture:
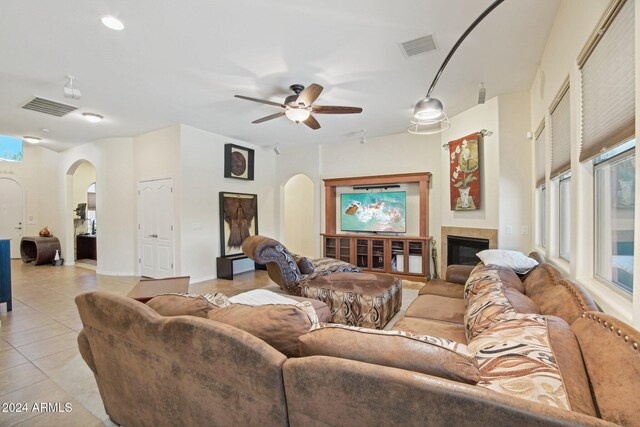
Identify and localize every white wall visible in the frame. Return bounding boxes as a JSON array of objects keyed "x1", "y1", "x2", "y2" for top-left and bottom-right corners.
[
  {"x1": 284, "y1": 174, "x2": 315, "y2": 256},
  {"x1": 441, "y1": 97, "x2": 500, "y2": 231},
  {"x1": 180, "y1": 125, "x2": 278, "y2": 283},
  {"x1": 59, "y1": 138, "x2": 136, "y2": 276},
  {"x1": 0, "y1": 144, "x2": 61, "y2": 240}
]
